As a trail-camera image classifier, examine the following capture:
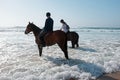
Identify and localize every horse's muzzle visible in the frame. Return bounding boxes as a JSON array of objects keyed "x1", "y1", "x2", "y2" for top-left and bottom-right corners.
[{"x1": 25, "y1": 31, "x2": 28, "y2": 34}]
